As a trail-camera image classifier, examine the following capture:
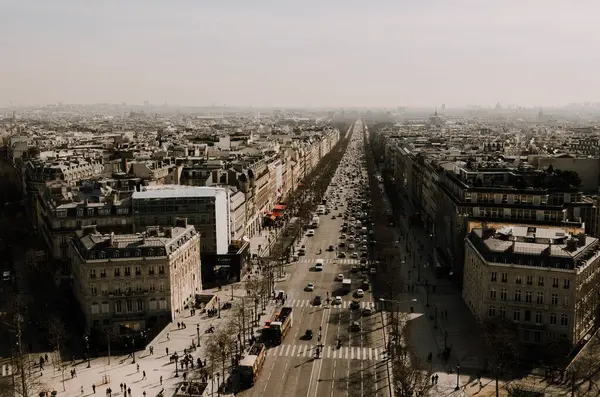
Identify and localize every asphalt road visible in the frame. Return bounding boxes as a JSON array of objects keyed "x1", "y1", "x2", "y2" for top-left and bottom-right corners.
[{"x1": 239, "y1": 121, "x2": 391, "y2": 397}]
